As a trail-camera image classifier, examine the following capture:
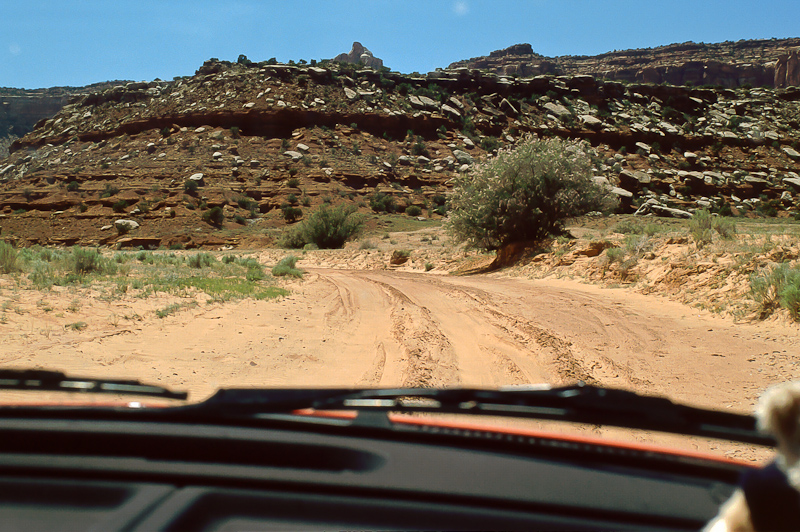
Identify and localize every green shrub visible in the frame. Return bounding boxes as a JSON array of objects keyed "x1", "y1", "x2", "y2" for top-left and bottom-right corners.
[
  {"x1": 66, "y1": 181, "x2": 80, "y2": 192},
  {"x1": 282, "y1": 204, "x2": 303, "y2": 222},
  {"x1": 272, "y1": 255, "x2": 304, "y2": 278},
  {"x1": 187, "y1": 252, "x2": 214, "y2": 268},
  {"x1": 184, "y1": 179, "x2": 199, "y2": 193},
  {"x1": 713, "y1": 217, "x2": 737, "y2": 239},
  {"x1": 29, "y1": 260, "x2": 54, "y2": 288},
  {"x1": 112, "y1": 200, "x2": 128, "y2": 213},
  {"x1": 100, "y1": 184, "x2": 119, "y2": 198},
  {"x1": 70, "y1": 247, "x2": 111, "y2": 275},
  {"x1": 605, "y1": 247, "x2": 625, "y2": 263},
  {"x1": 287, "y1": 177, "x2": 300, "y2": 188},
  {"x1": 237, "y1": 196, "x2": 259, "y2": 213},
  {"x1": 0, "y1": 242, "x2": 19, "y2": 274},
  {"x1": 480, "y1": 136, "x2": 500, "y2": 152},
  {"x1": 279, "y1": 204, "x2": 364, "y2": 249},
  {"x1": 405, "y1": 205, "x2": 423, "y2": 216},
  {"x1": 447, "y1": 136, "x2": 617, "y2": 250},
  {"x1": 369, "y1": 193, "x2": 397, "y2": 213},
  {"x1": 688, "y1": 209, "x2": 713, "y2": 247},
  {"x1": 411, "y1": 139, "x2": 429, "y2": 157},
  {"x1": 750, "y1": 263, "x2": 800, "y2": 320},
  {"x1": 202, "y1": 206, "x2": 224, "y2": 226}
]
